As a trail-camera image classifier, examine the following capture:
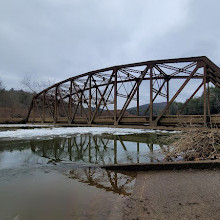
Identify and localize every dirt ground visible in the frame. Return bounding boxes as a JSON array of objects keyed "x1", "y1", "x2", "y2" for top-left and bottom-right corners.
[{"x1": 121, "y1": 169, "x2": 220, "y2": 220}]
